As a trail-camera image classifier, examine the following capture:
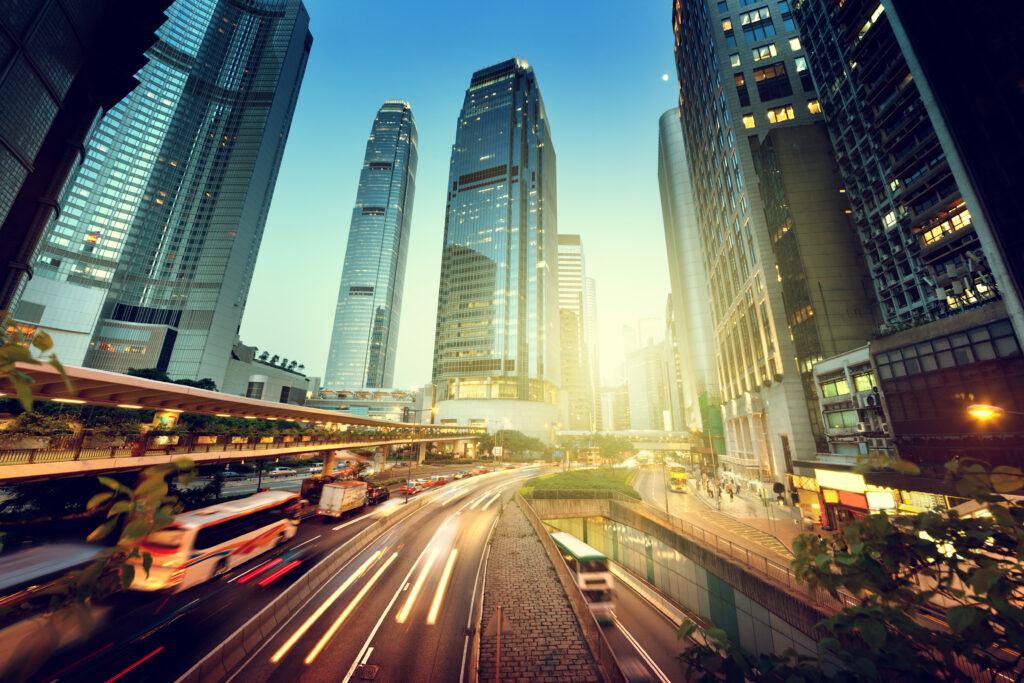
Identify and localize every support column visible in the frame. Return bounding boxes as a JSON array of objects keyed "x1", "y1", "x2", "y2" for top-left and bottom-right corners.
[
  {"x1": 324, "y1": 450, "x2": 338, "y2": 476},
  {"x1": 455, "y1": 440, "x2": 466, "y2": 458},
  {"x1": 374, "y1": 445, "x2": 387, "y2": 474},
  {"x1": 417, "y1": 441, "x2": 427, "y2": 465}
]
